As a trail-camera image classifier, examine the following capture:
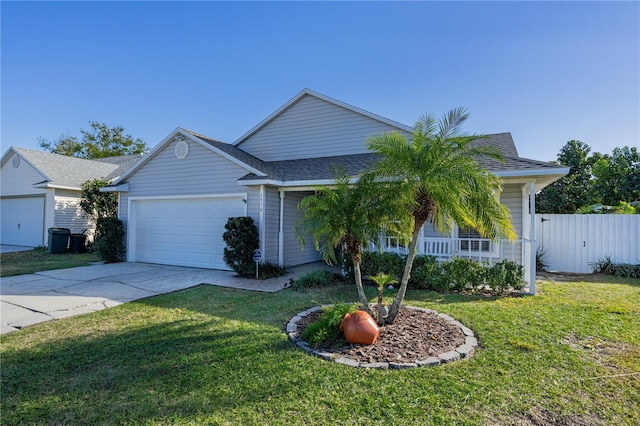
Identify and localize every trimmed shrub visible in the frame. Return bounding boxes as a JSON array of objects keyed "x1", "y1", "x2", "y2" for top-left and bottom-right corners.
[
  {"x1": 442, "y1": 258, "x2": 486, "y2": 291},
  {"x1": 223, "y1": 217, "x2": 259, "y2": 277},
  {"x1": 94, "y1": 217, "x2": 125, "y2": 263},
  {"x1": 485, "y1": 260, "x2": 525, "y2": 293},
  {"x1": 411, "y1": 255, "x2": 446, "y2": 291},
  {"x1": 301, "y1": 303, "x2": 357, "y2": 348},
  {"x1": 361, "y1": 251, "x2": 405, "y2": 278}
]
